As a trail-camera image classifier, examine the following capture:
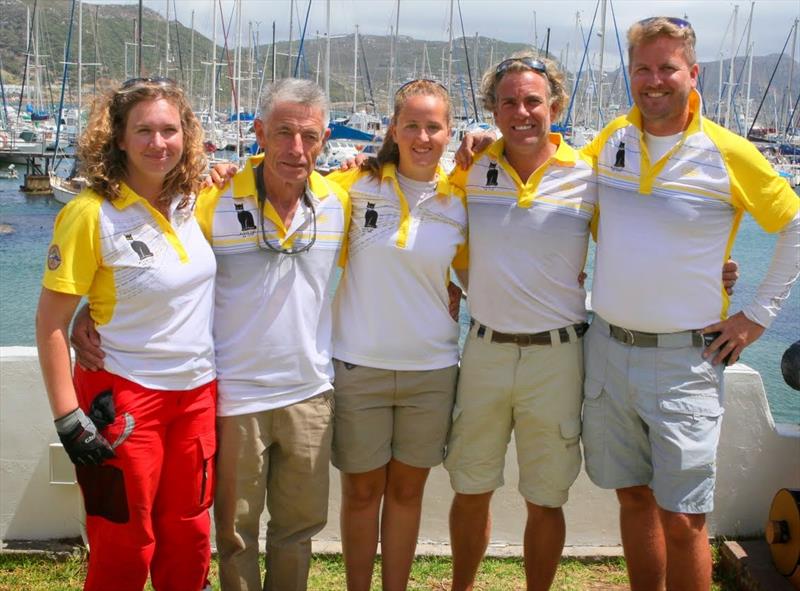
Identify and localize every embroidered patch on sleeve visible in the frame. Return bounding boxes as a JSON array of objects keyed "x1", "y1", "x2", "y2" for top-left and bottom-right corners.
[{"x1": 47, "y1": 244, "x2": 62, "y2": 270}]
